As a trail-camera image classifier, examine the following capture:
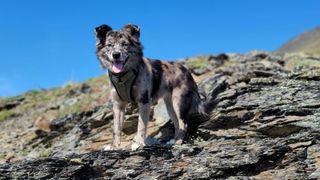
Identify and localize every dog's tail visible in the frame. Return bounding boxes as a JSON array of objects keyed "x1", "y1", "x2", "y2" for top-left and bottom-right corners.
[{"x1": 186, "y1": 77, "x2": 228, "y2": 135}]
